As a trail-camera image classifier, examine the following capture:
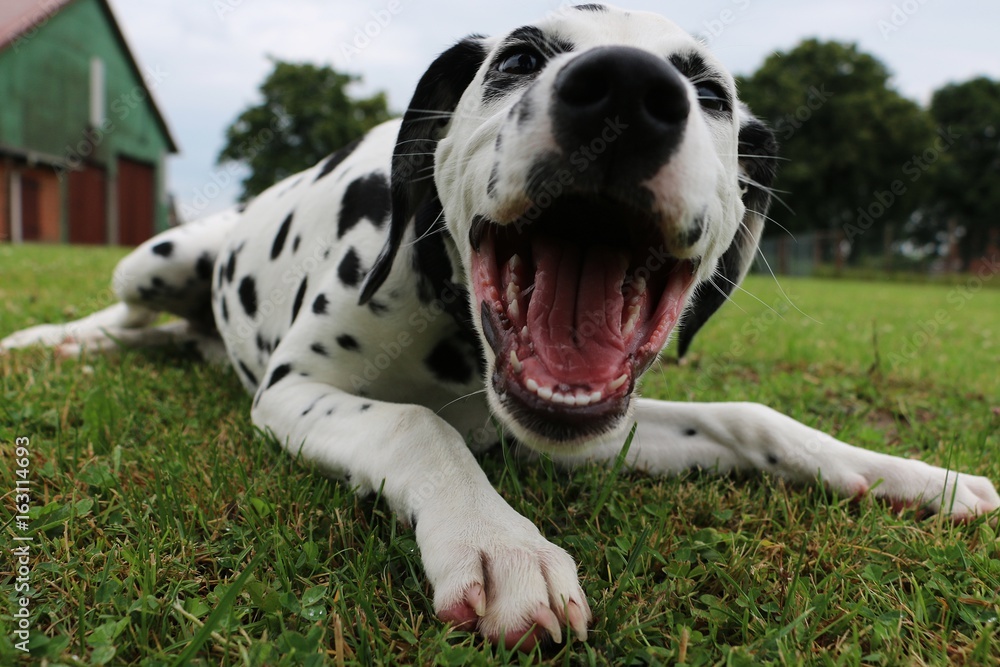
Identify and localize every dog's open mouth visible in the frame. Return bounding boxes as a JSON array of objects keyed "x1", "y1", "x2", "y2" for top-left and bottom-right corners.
[{"x1": 471, "y1": 195, "x2": 696, "y2": 442}]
